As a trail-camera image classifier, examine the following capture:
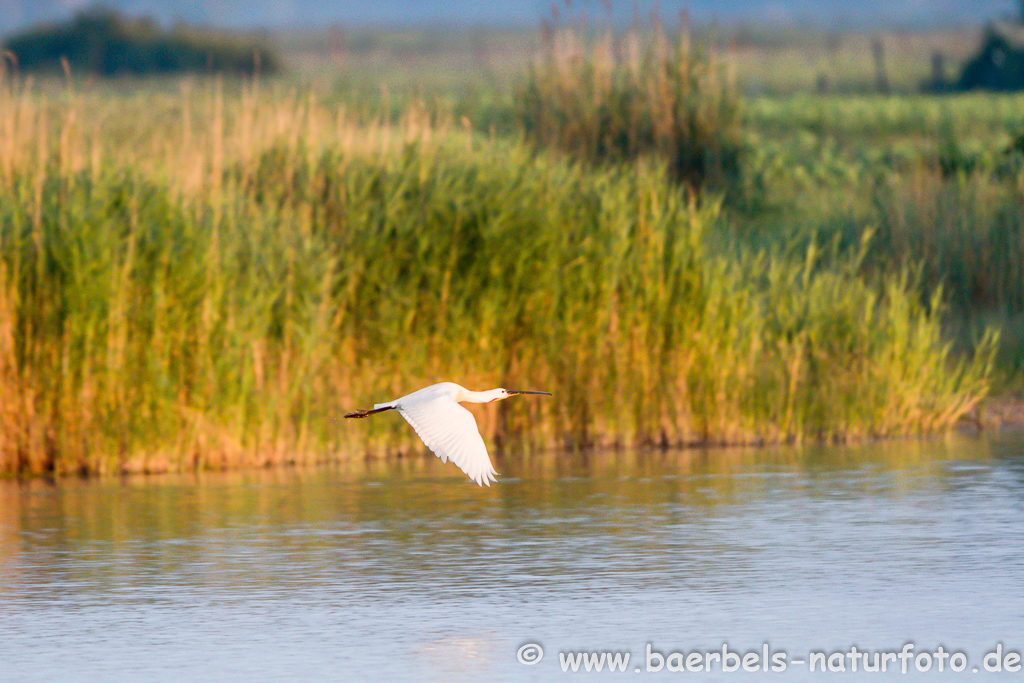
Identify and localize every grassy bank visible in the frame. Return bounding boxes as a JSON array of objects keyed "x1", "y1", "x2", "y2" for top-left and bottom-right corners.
[{"x1": 0, "y1": 71, "x2": 997, "y2": 475}]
